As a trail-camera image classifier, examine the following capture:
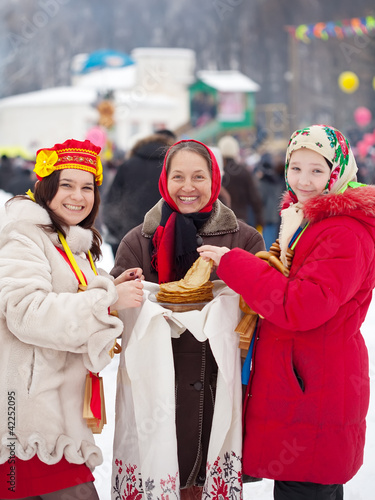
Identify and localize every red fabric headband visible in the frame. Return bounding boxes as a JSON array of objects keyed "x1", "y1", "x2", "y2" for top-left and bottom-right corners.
[{"x1": 158, "y1": 139, "x2": 221, "y2": 213}]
